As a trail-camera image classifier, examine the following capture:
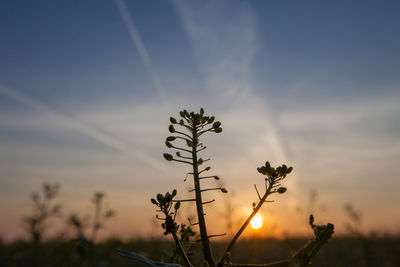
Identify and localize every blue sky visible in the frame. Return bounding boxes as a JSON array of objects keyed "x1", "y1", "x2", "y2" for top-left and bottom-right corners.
[{"x1": 0, "y1": 0, "x2": 399, "y2": 242}]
